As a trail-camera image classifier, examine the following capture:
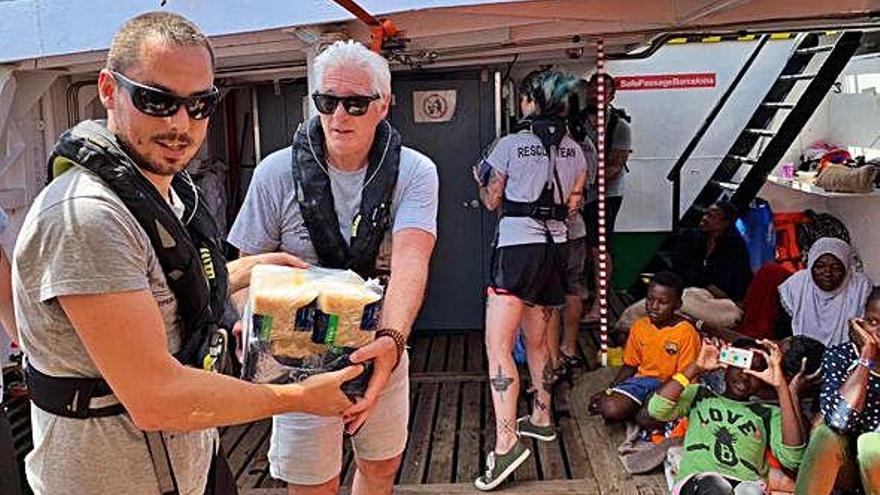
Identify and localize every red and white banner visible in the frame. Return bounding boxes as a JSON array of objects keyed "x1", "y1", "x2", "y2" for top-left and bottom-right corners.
[{"x1": 616, "y1": 73, "x2": 716, "y2": 91}]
